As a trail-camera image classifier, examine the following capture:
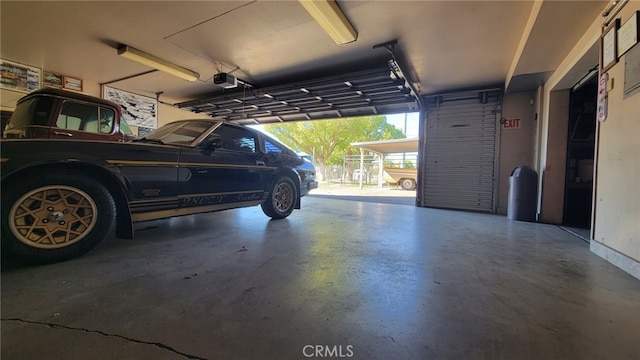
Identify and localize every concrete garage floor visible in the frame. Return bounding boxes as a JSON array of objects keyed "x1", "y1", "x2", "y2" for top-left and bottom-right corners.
[{"x1": 2, "y1": 197, "x2": 639, "y2": 360}]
